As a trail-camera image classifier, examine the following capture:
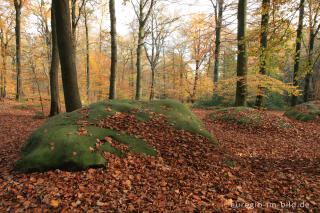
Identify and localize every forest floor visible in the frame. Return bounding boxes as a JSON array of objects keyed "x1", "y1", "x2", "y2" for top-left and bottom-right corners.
[{"x1": 0, "y1": 100, "x2": 319, "y2": 212}]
